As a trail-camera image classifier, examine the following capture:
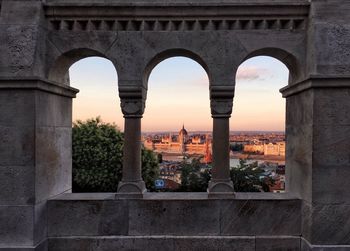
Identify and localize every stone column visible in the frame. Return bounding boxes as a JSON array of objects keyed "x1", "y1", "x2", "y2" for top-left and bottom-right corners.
[
  {"x1": 116, "y1": 87, "x2": 146, "y2": 198},
  {"x1": 208, "y1": 87, "x2": 235, "y2": 198}
]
